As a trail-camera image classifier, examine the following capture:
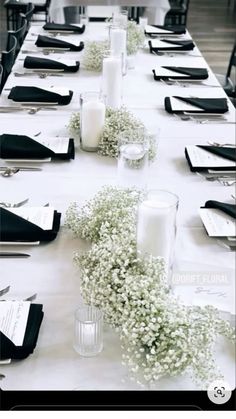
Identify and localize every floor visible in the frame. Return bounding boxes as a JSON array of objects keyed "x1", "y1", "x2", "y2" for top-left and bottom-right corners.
[{"x1": 0, "y1": 0, "x2": 236, "y2": 75}]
